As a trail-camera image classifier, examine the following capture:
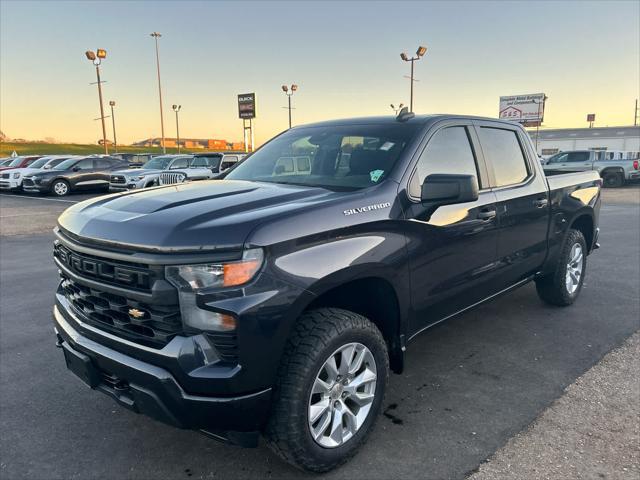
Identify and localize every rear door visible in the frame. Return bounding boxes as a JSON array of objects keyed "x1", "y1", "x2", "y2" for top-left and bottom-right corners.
[
  {"x1": 474, "y1": 121, "x2": 550, "y2": 288},
  {"x1": 402, "y1": 121, "x2": 500, "y2": 334}
]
